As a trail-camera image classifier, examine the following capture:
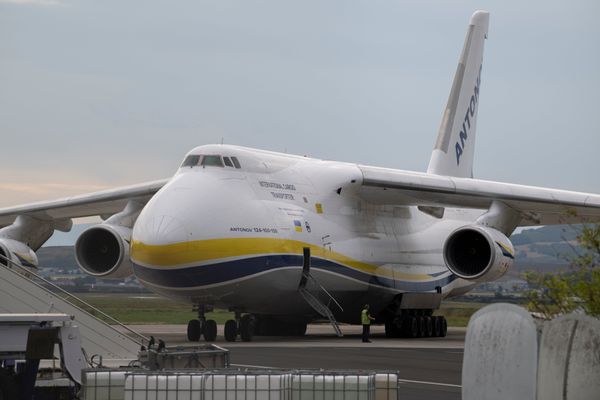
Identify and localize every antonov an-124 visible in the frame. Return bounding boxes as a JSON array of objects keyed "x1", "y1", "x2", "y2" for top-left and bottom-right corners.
[{"x1": 1, "y1": 11, "x2": 599, "y2": 341}]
